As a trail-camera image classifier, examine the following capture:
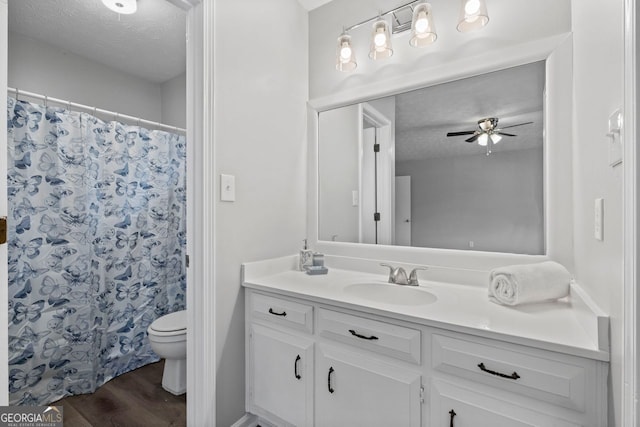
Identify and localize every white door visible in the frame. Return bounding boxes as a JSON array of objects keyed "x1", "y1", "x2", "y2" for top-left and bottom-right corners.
[
  {"x1": 316, "y1": 344, "x2": 422, "y2": 427},
  {"x1": 395, "y1": 176, "x2": 411, "y2": 246},
  {"x1": 249, "y1": 324, "x2": 314, "y2": 427}
]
